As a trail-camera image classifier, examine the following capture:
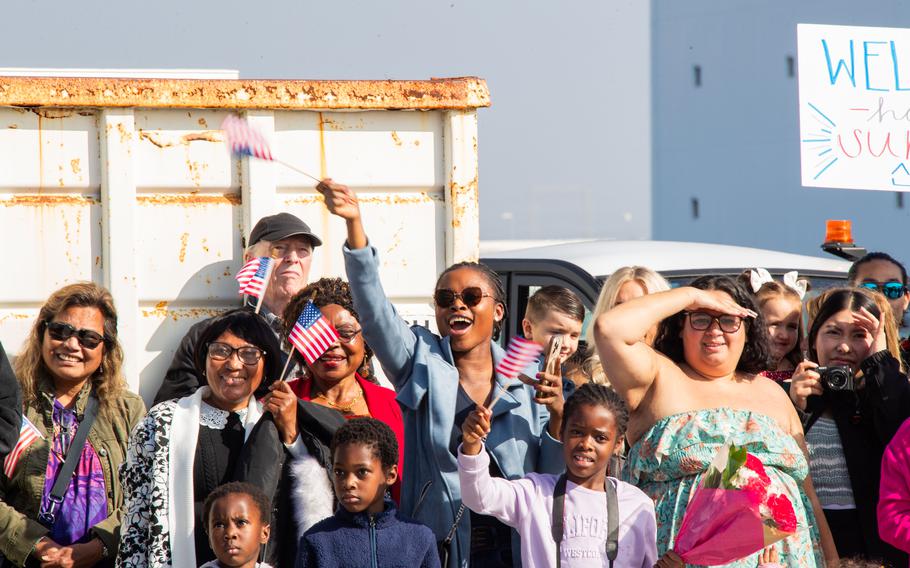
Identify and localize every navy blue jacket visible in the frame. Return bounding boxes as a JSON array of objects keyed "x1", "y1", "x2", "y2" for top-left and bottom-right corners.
[{"x1": 296, "y1": 500, "x2": 440, "y2": 568}]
